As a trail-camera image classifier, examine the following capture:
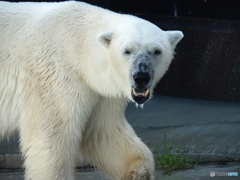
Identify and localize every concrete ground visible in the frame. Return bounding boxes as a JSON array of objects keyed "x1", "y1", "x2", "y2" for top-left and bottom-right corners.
[
  {"x1": 1, "y1": 95, "x2": 240, "y2": 179},
  {"x1": 126, "y1": 95, "x2": 240, "y2": 163},
  {"x1": 0, "y1": 162, "x2": 240, "y2": 180}
]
